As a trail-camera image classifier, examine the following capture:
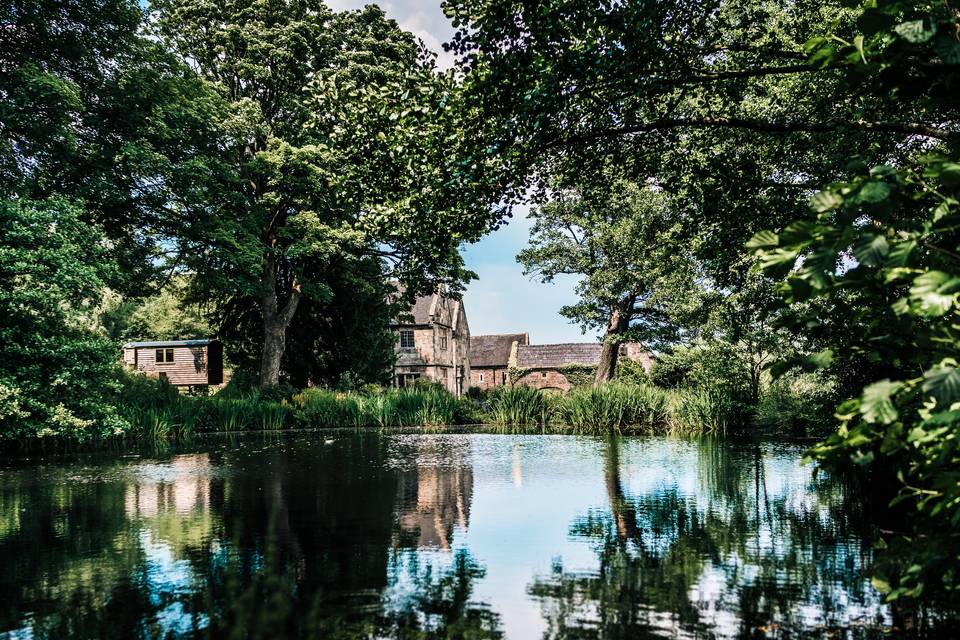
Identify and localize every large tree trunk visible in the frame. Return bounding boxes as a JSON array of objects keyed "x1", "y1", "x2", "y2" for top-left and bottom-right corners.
[
  {"x1": 594, "y1": 307, "x2": 629, "y2": 386},
  {"x1": 258, "y1": 256, "x2": 301, "y2": 389}
]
